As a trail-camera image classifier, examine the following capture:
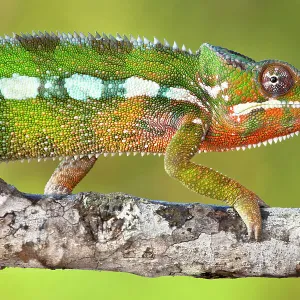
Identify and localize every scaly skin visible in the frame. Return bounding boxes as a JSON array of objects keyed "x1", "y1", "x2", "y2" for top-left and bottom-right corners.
[{"x1": 1, "y1": 32, "x2": 300, "y2": 239}]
